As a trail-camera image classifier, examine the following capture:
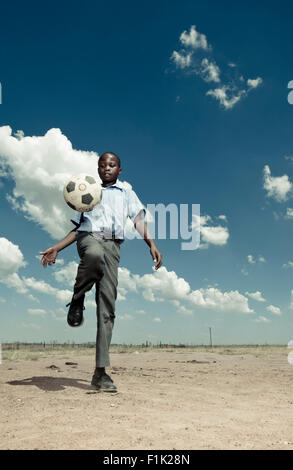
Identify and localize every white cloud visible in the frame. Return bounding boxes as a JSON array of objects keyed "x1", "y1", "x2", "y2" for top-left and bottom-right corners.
[
  {"x1": 0, "y1": 238, "x2": 31, "y2": 296},
  {"x1": 136, "y1": 267, "x2": 191, "y2": 303},
  {"x1": 266, "y1": 305, "x2": 281, "y2": 315},
  {"x1": 136, "y1": 309, "x2": 146, "y2": 315},
  {"x1": 117, "y1": 292, "x2": 127, "y2": 301},
  {"x1": 247, "y1": 254, "x2": 266, "y2": 265},
  {"x1": 218, "y1": 214, "x2": 227, "y2": 221},
  {"x1": 115, "y1": 265, "x2": 253, "y2": 315},
  {"x1": 23, "y1": 277, "x2": 57, "y2": 295},
  {"x1": 55, "y1": 289, "x2": 73, "y2": 304},
  {"x1": 177, "y1": 305, "x2": 193, "y2": 315},
  {"x1": 245, "y1": 291, "x2": 266, "y2": 302},
  {"x1": 170, "y1": 26, "x2": 262, "y2": 110},
  {"x1": 27, "y1": 294, "x2": 40, "y2": 302},
  {"x1": 206, "y1": 80, "x2": 262, "y2": 109},
  {"x1": 179, "y1": 25, "x2": 210, "y2": 50},
  {"x1": 27, "y1": 308, "x2": 46, "y2": 316},
  {"x1": 192, "y1": 214, "x2": 229, "y2": 247},
  {"x1": 187, "y1": 287, "x2": 254, "y2": 314},
  {"x1": 54, "y1": 261, "x2": 78, "y2": 287},
  {"x1": 200, "y1": 58, "x2": 220, "y2": 83},
  {"x1": 119, "y1": 314, "x2": 134, "y2": 320},
  {"x1": 200, "y1": 224, "x2": 229, "y2": 246},
  {"x1": 171, "y1": 50, "x2": 193, "y2": 69},
  {"x1": 118, "y1": 267, "x2": 138, "y2": 292},
  {"x1": 2, "y1": 273, "x2": 28, "y2": 294},
  {"x1": 2, "y1": 266, "x2": 73, "y2": 305},
  {"x1": 206, "y1": 85, "x2": 246, "y2": 109},
  {"x1": 0, "y1": 237, "x2": 26, "y2": 277},
  {"x1": 116, "y1": 267, "x2": 139, "y2": 301},
  {"x1": 254, "y1": 316, "x2": 271, "y2": 323},
  {"x1": 84, "y1": 299, "x2": 97, "y2": 309},
  {"x1": 153, "y1": 317, "x2": 161, "y2": 322},
  {"x1": 285, "y1": 208, "x2": 293, "y2": 218},
  {"x1": 263, "y1": 165, "x2": 292, "y2": 202},
  {"x1": 23, "y1": 276, "x2": 72, "y2": 304},
  {"x1": 49, "y1": 311, "x2": 66, "y2": 322},
  {"x1": 247, "y1": 77, "x2": 263, "y2": 89},
  {"x1": 283, "y1": 261, "x2": 293, "y2": 269}
]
